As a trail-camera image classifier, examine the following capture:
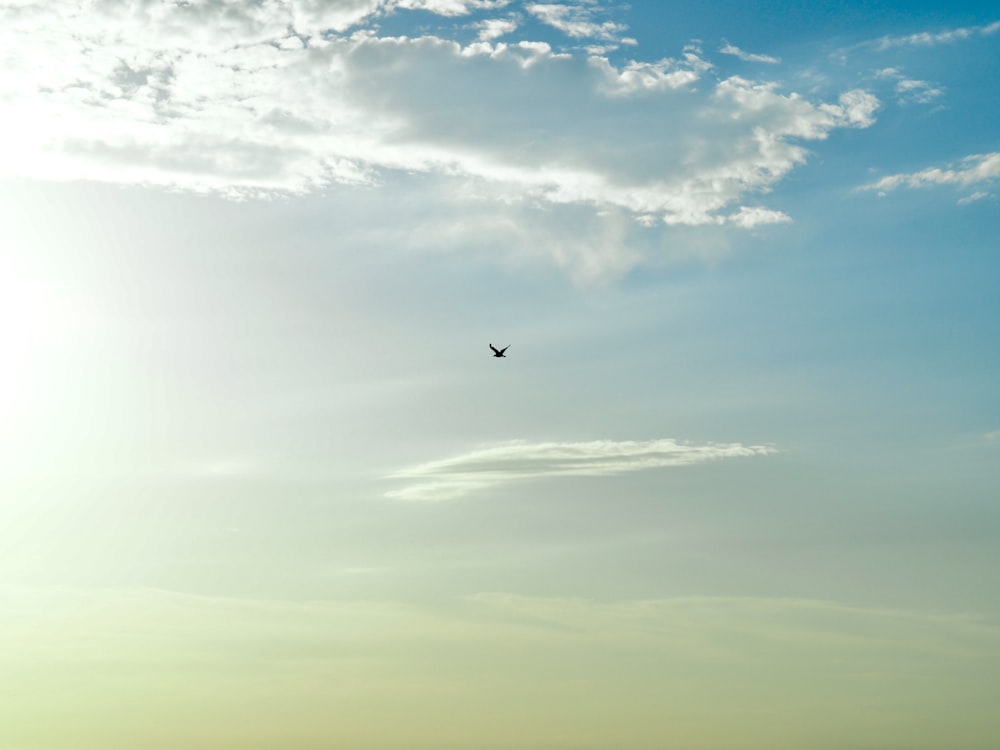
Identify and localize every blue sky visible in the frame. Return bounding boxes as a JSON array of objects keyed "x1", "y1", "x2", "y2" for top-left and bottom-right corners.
[{"x1": 1, "y1": 1, "x2": 999, "y2": 747}]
